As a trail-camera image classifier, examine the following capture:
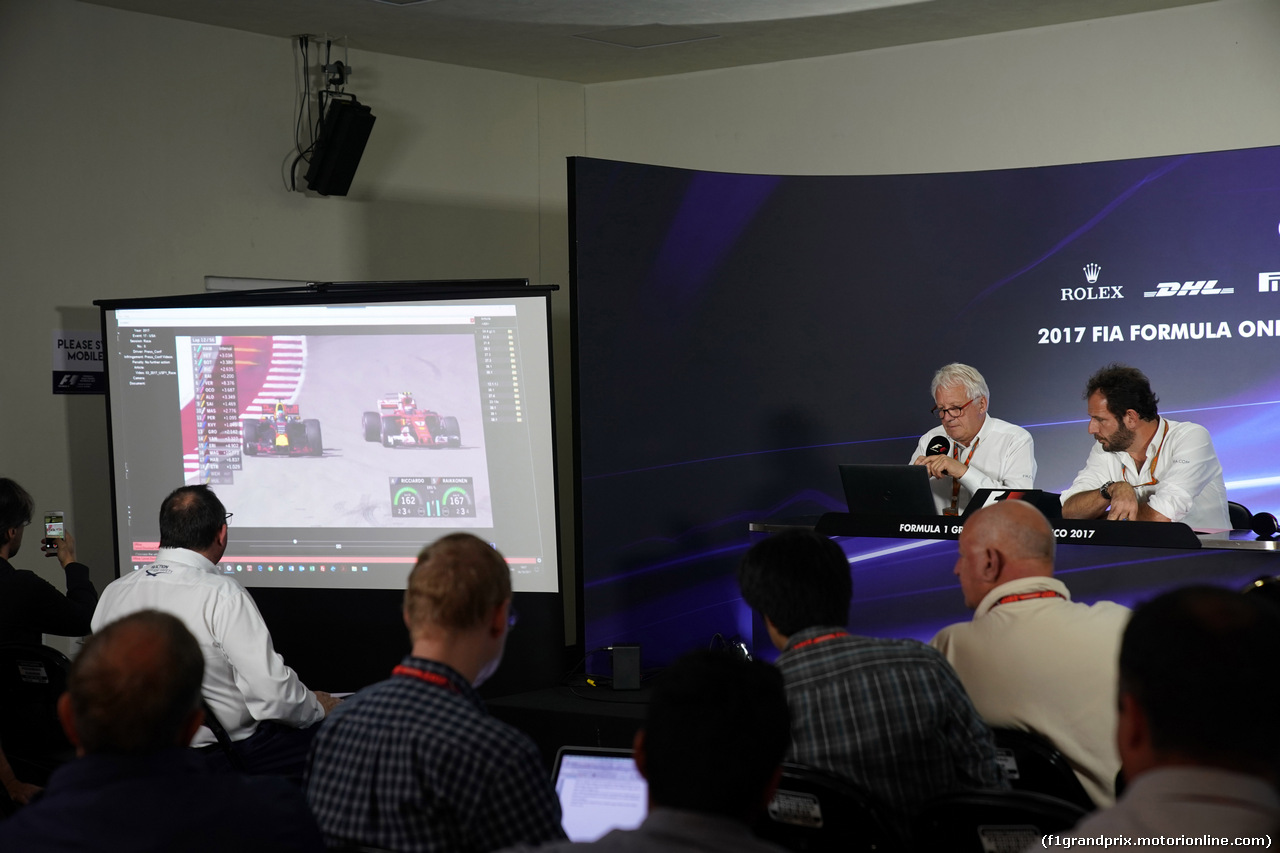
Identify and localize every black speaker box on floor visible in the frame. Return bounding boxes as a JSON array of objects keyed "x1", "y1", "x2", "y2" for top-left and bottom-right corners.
[
  {"x1": 305, "y1": 98, "x2": 376, "y2": 197},
  {"x1": 612, "y1": 644, "x2": 641, "y2": 690}
]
